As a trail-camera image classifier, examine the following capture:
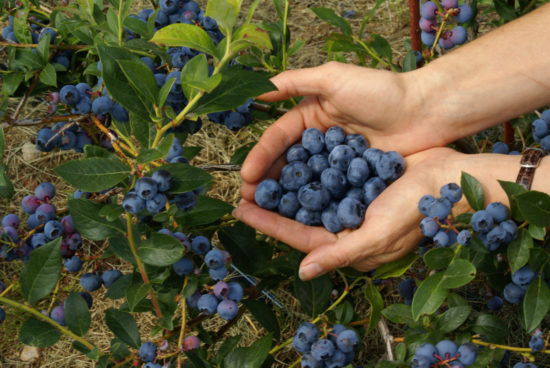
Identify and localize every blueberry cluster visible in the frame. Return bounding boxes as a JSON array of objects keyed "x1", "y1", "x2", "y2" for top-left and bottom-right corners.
[
  {"x1": 48, "y1": 291, "x2": 94, "y2": 326},
  {"x1": 411, "y1": 340, "x2": 478, "y2": 368},
  {"x1": 254, "y1": 127, "x2": 405, "y2": 232},
  {"x1": 531, "y1": 109, "x2": 550, "y2": 151},
  {"x1": 36, "y1": 117, "x2": 95, "y2": 153},
  {"x1": 503, "y1": 265, "x2": 537, "y2": 304},
  {"x1": 291, "y1": 322, "x2": 359, "y2": 368},
  {"x1": 80, "y1": 268, "x2": 123, "y2": 292},
  {"x1": 0, "y1": 182, "x2": 82, "y2": 262},
  {"x1": 207, "y1": 98, "x2": 254, "y2": 130},
  {"x1": 491, "y1": 141, "x2": 520, "y2": 155},
  {"x1": 420, "y1": 0, "x2": 472, "y2": 50}
]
